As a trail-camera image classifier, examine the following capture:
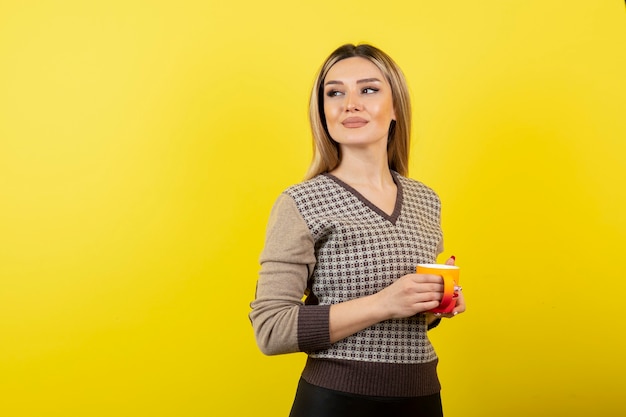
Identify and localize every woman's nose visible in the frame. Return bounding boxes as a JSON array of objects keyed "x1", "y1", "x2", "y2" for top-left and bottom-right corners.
[{"x1": 345, "y1": 92, "x2": 362, "y2": 111}]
